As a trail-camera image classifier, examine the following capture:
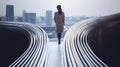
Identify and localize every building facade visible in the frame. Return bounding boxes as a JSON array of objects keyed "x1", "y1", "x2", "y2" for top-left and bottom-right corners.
[
  {"x1": 46, "y1": 11, "x2": 52, "y2": 26},
  {"x1": 0, "y1": 16, "x2": 6, "y2": 21},
  {"x1": 6, "y1": 5, "x2": 14, "y2": 21},
  {"x1": 25, "y1": 13, "x2": 36, "y2": 24}
]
